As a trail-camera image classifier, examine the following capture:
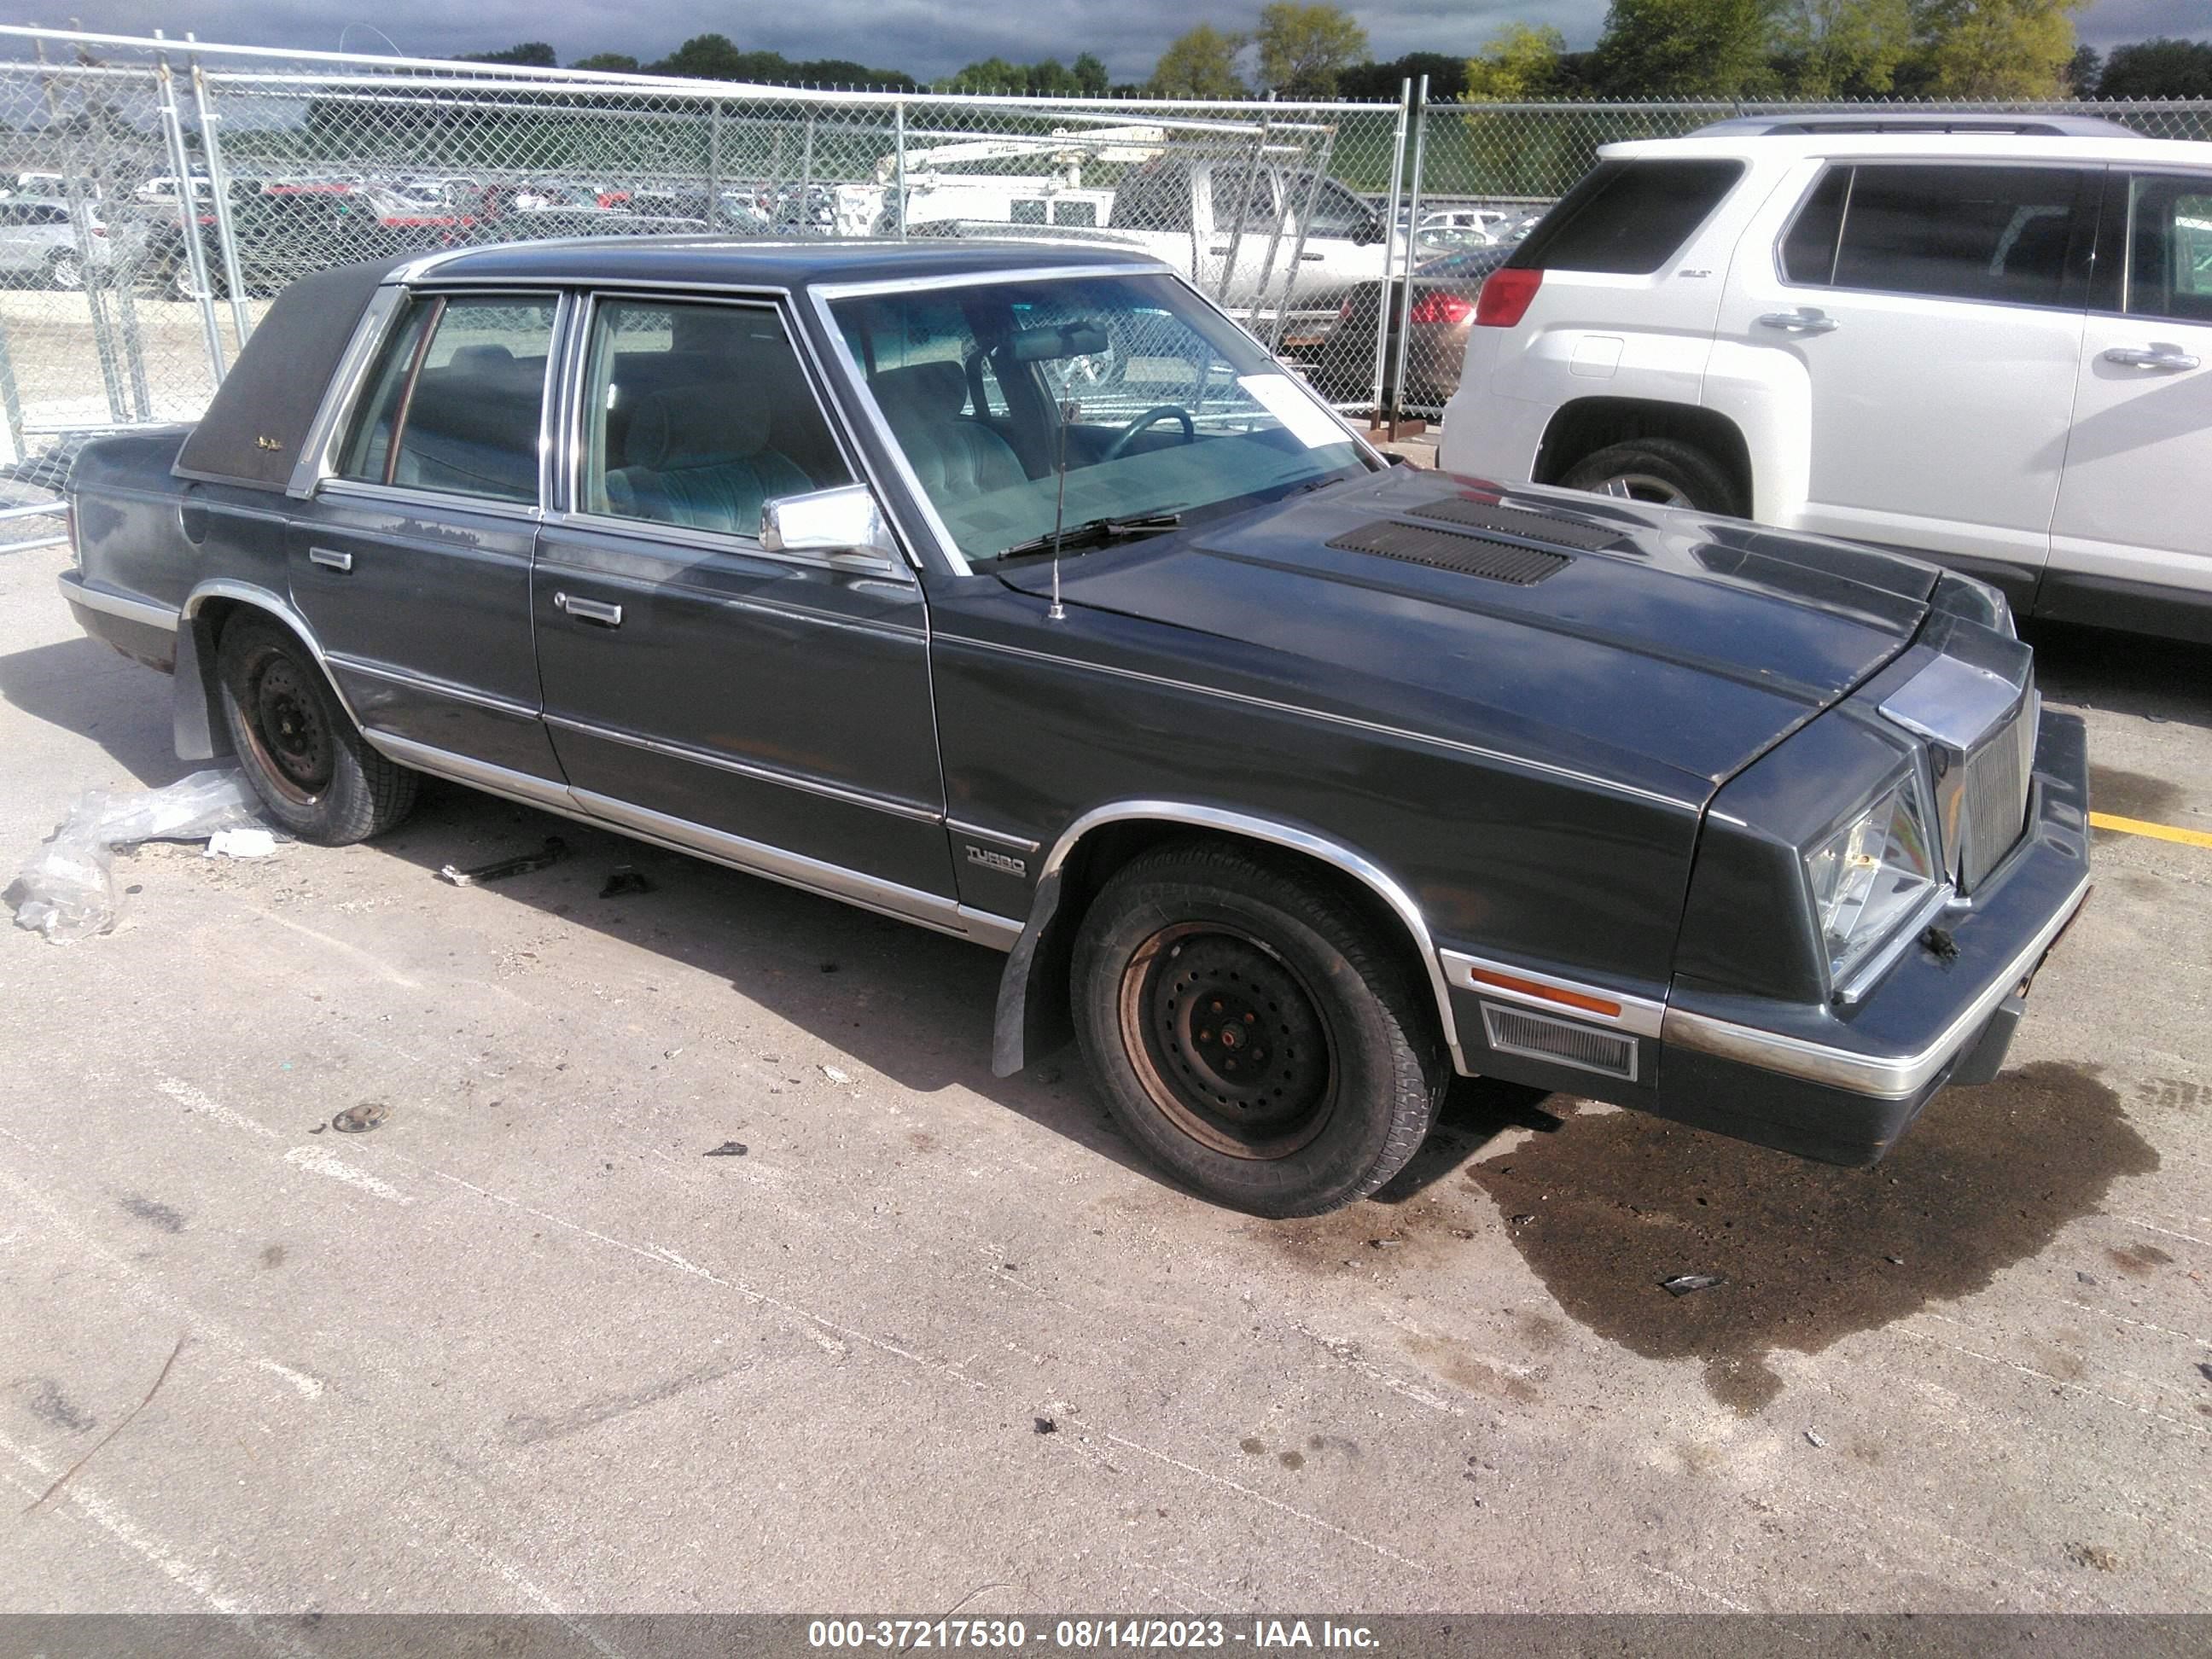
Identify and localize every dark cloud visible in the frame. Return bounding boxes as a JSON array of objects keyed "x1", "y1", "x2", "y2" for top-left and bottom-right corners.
[{"x1": 26, "y1": 1, "x2": 2211, "y2": 83}]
